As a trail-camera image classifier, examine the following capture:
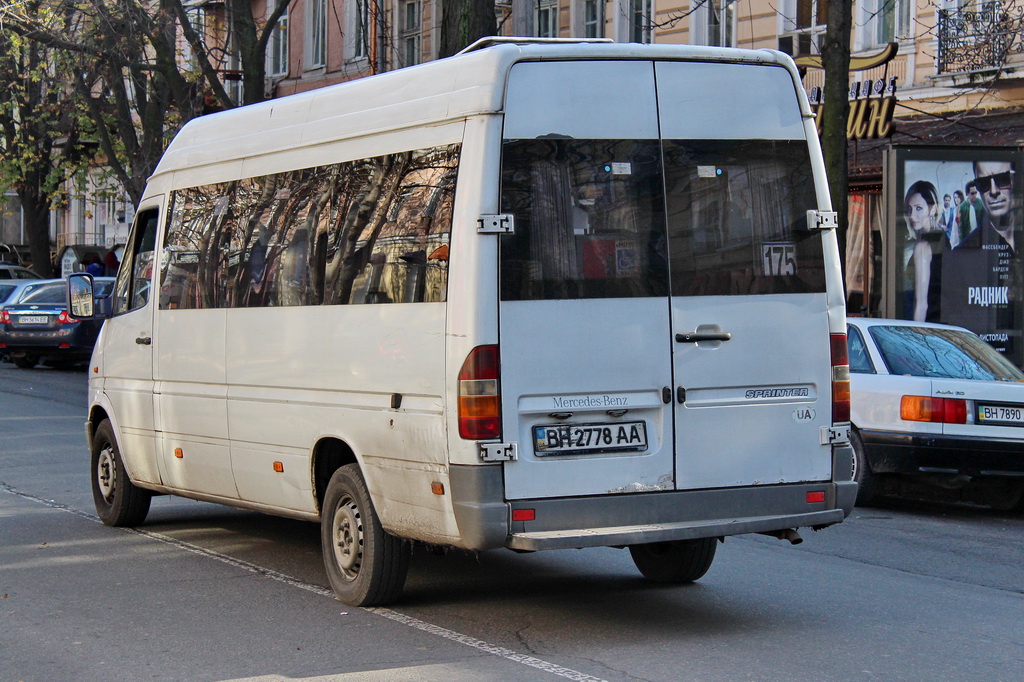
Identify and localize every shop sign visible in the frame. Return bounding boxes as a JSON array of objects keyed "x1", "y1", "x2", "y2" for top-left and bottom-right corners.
[{"x1": 806, "y1": 77, "x2": 898, "y2": 140}]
